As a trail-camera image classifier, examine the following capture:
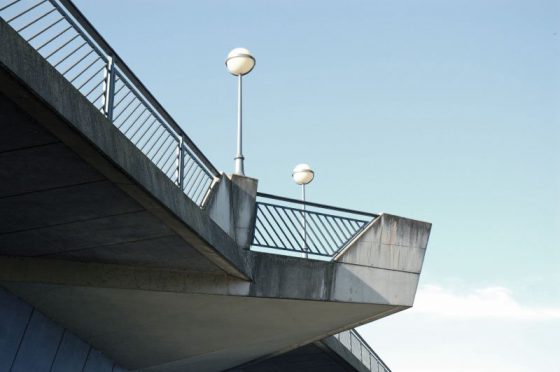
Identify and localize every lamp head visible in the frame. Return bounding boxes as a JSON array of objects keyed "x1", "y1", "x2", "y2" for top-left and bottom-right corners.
[
  {"x1": 226, "y1": 48, "x2": 255, "y2": 76},
  {"x1": 292, "y1": 164, "x2": 315, "y2": 185}
]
